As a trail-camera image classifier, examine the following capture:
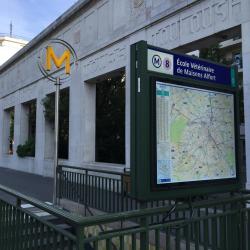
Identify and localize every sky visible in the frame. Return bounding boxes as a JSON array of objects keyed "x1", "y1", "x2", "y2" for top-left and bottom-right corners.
[{"x1": 0, "y1": 0, "x2": 78, "y2": 41}]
